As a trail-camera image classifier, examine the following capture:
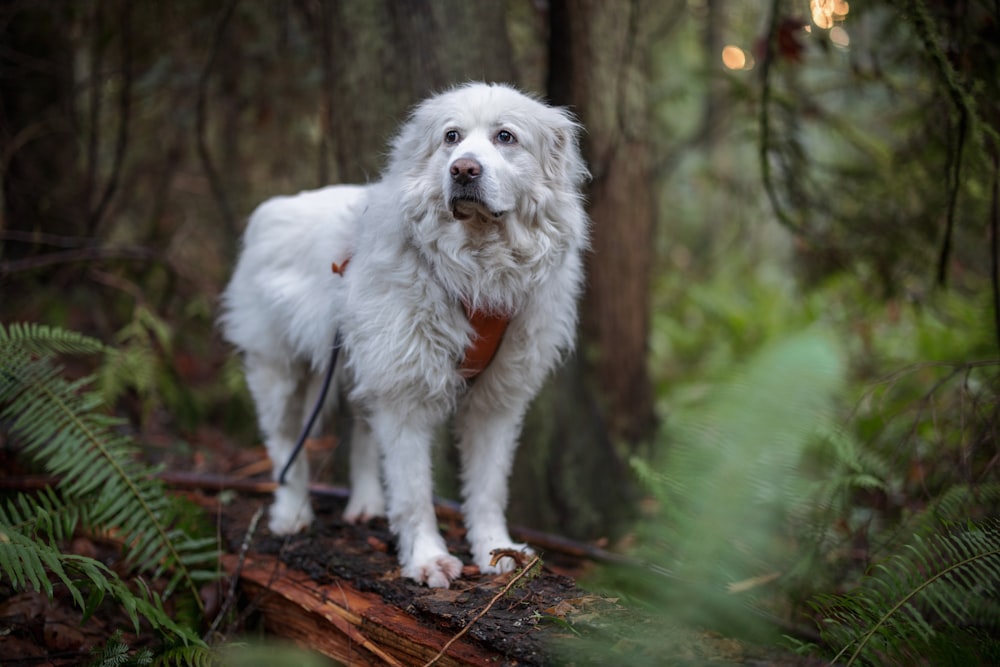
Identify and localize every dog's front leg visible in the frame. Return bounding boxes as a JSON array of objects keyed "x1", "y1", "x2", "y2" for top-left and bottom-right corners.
[
  {"x1": 456, "y1": 395, "x2": 533, "y2": 574},
  {"x1": 368, "y1": 404, "x2": 462, "y2": 588}
]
